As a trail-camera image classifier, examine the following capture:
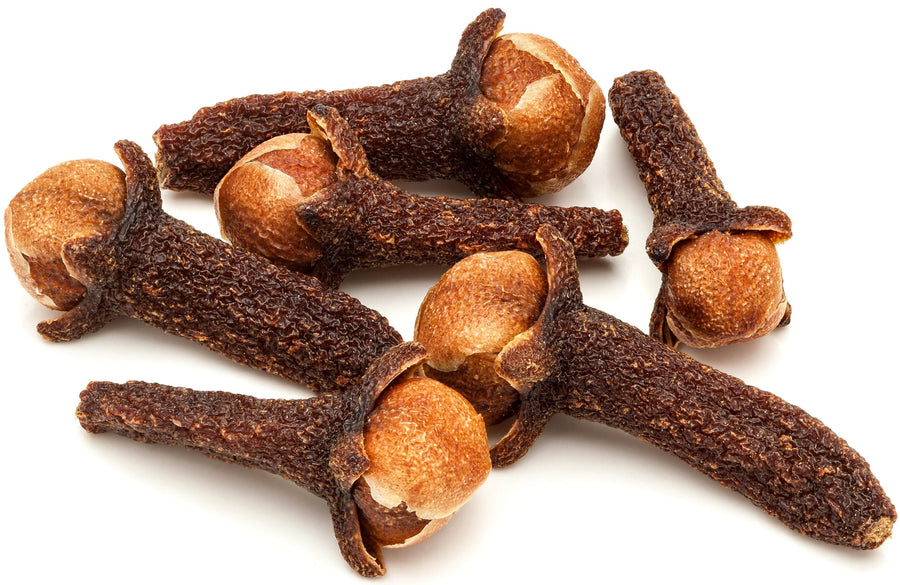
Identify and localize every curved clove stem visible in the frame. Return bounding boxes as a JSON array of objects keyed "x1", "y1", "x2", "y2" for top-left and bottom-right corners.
[
  {"x1": 6, "y1": 140, "x2": 401, "y2": 393},
  {"x1": 76, "y1": 343, "x2": 489, "y2": 577},
  {"x1": 609, "y1": 70, "x2": 792, "y2": 348},
  {"x1": 489, "y1": 225, "x2": 894, "y2": 549},
  {"x1": 216, "y1": 105, "x2": 627, "y2": 286},
  {"x1": 154, "y1": 9, "x2": 604, "y2": 199}
]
